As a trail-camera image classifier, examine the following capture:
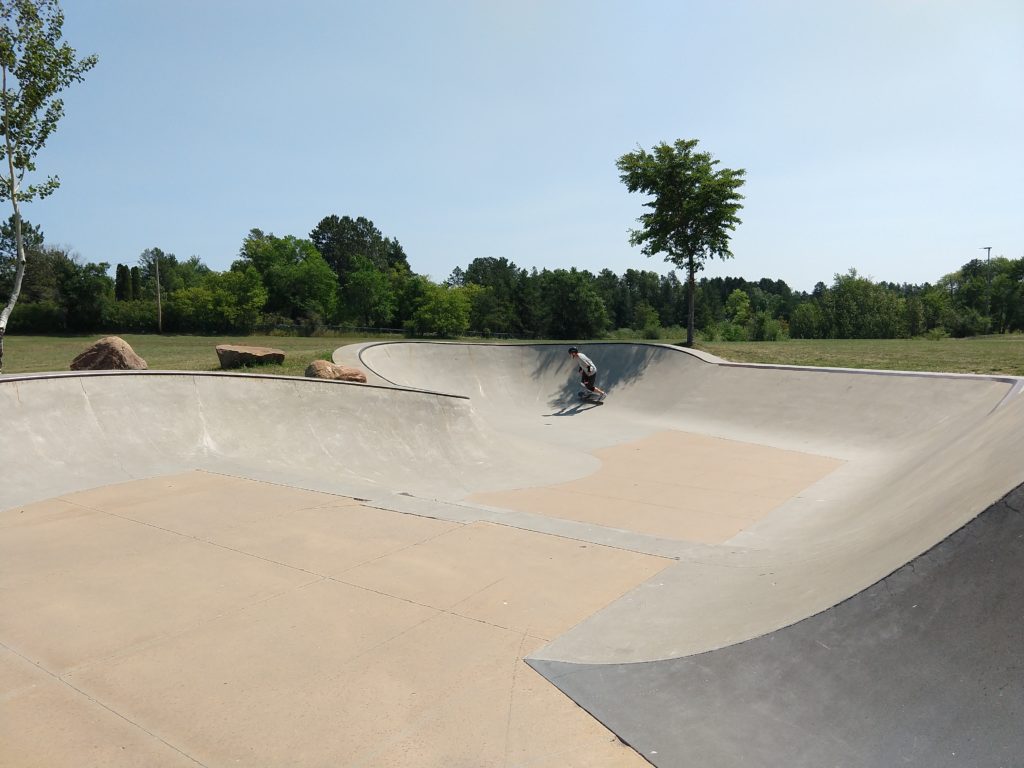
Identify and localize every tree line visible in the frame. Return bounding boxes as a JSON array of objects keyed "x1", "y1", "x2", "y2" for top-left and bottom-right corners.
[
  {"x1": 1, "y1": 213, "x2": 1021, "y2": 341},
  {"x1": 3, "y1": 4, "x2": 1021, "y2": 372}
]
